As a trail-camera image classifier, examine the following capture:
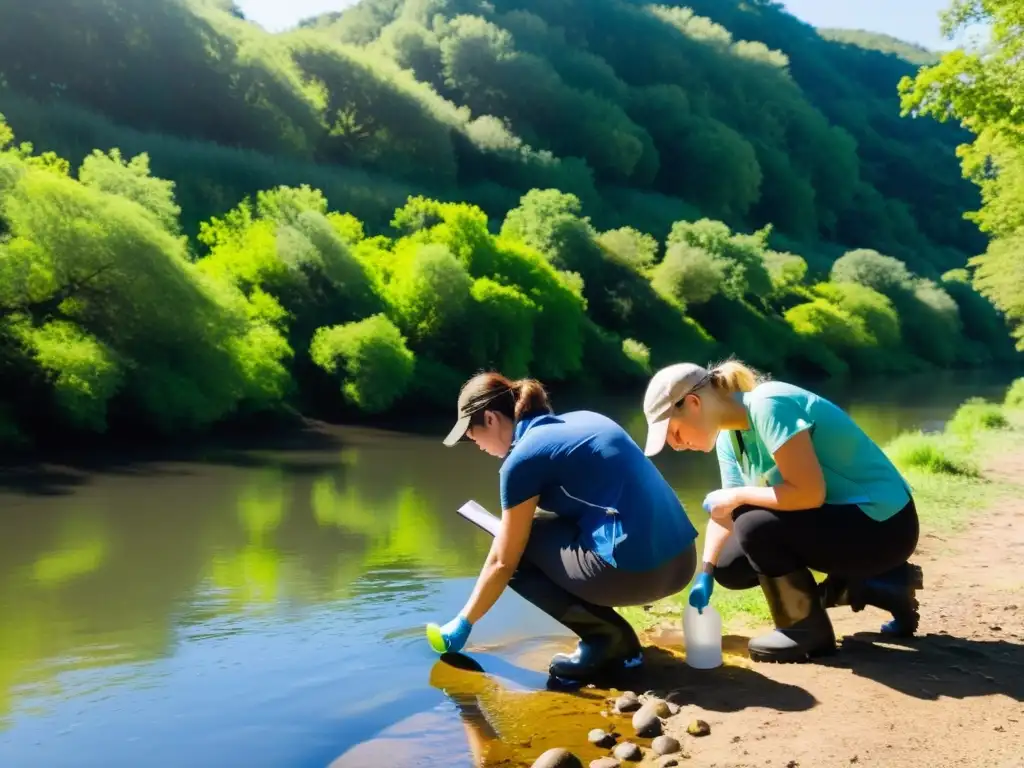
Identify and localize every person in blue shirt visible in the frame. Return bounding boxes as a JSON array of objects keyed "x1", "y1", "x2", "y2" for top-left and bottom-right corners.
[
  {"x1": 429, "y1": 371, "x2": 699, "y2": 683},
  {"x1": 640, "y1": 358, "x2": 923, "y2": 664}
]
